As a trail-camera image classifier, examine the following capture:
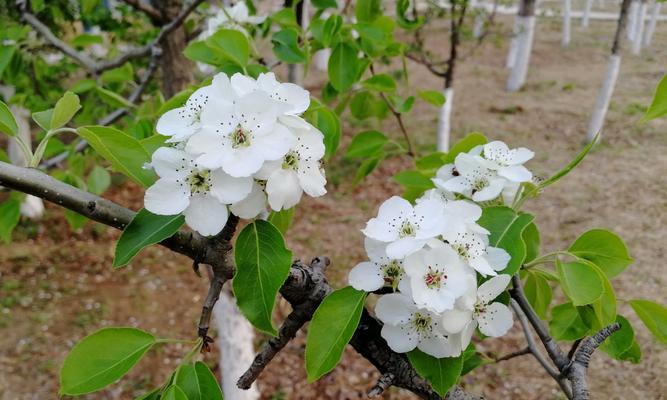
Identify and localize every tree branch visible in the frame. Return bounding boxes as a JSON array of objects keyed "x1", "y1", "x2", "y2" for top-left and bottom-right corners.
[{"x1": 120, "y1": 0, "x2": 164, "y2": 22}]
